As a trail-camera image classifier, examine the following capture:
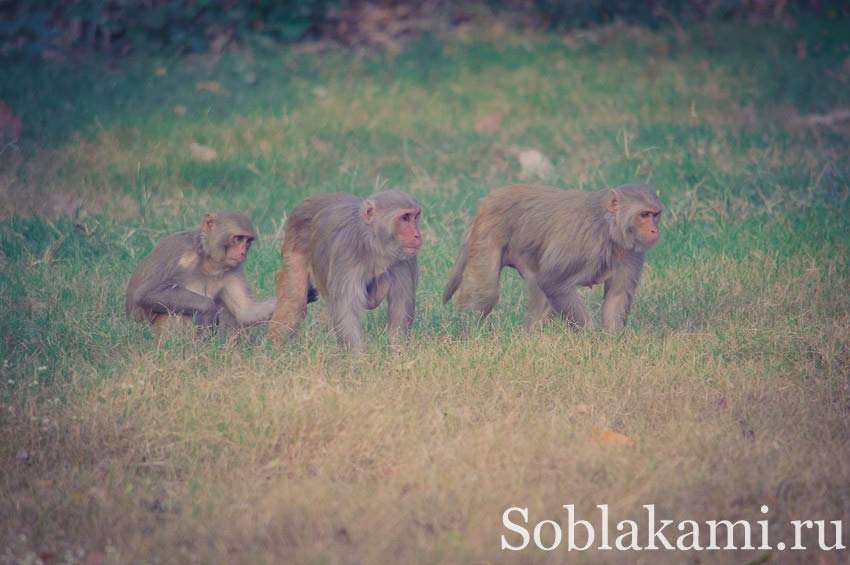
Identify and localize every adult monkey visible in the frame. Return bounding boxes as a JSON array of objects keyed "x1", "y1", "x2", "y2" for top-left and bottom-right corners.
[
  {"x1": 443, "y1": 184, "x2": 663, "y2": 334},
  {"x1": 125, "y1": 210, "x2": 276, "y2": 335},
  {"x1": 268, "y1": 190, "x2": 421, "y2": 350}
]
